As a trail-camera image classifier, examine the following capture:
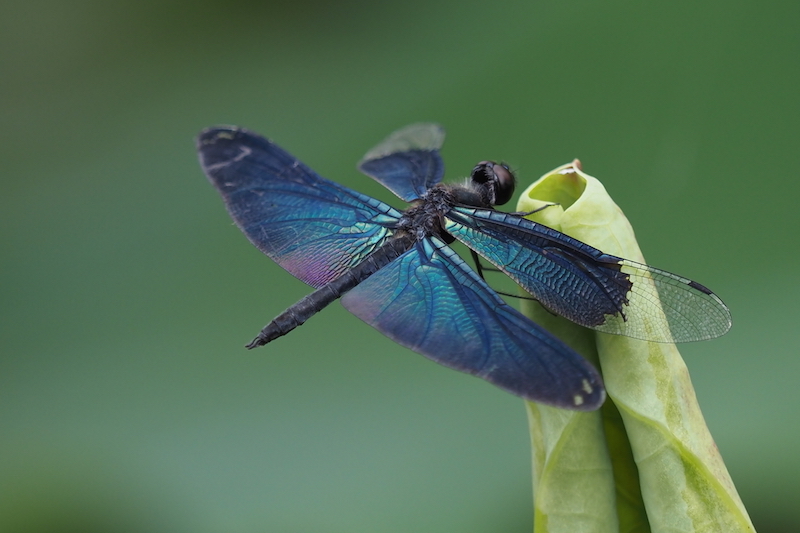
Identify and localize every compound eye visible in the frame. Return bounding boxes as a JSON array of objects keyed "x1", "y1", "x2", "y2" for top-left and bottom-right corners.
[
  {"x1": 470, "y1": 161, "x2": 494, "y2": 184},
  {"x1": 492, "y1": 163, "x2": 516, "y2": 206},
  {"x1": 470, "y1": 161, "x2": 517, "y2": 206}
]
